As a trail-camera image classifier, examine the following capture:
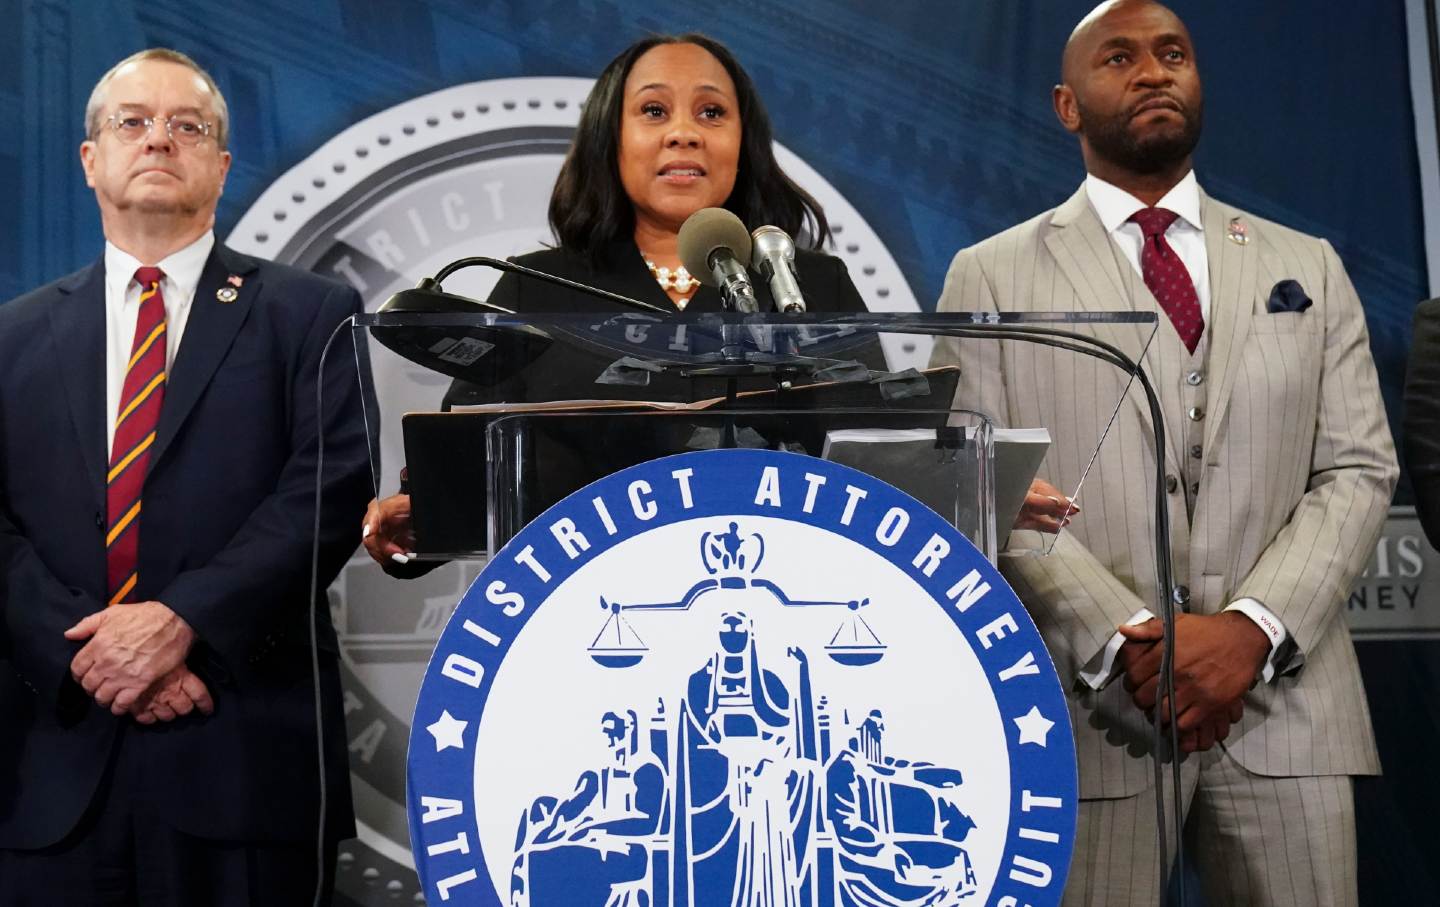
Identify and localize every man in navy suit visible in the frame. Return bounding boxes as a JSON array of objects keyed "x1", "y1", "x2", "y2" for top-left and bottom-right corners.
[{"x1": 0, "y1": 49, "x2": 371, "y2": 905}]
